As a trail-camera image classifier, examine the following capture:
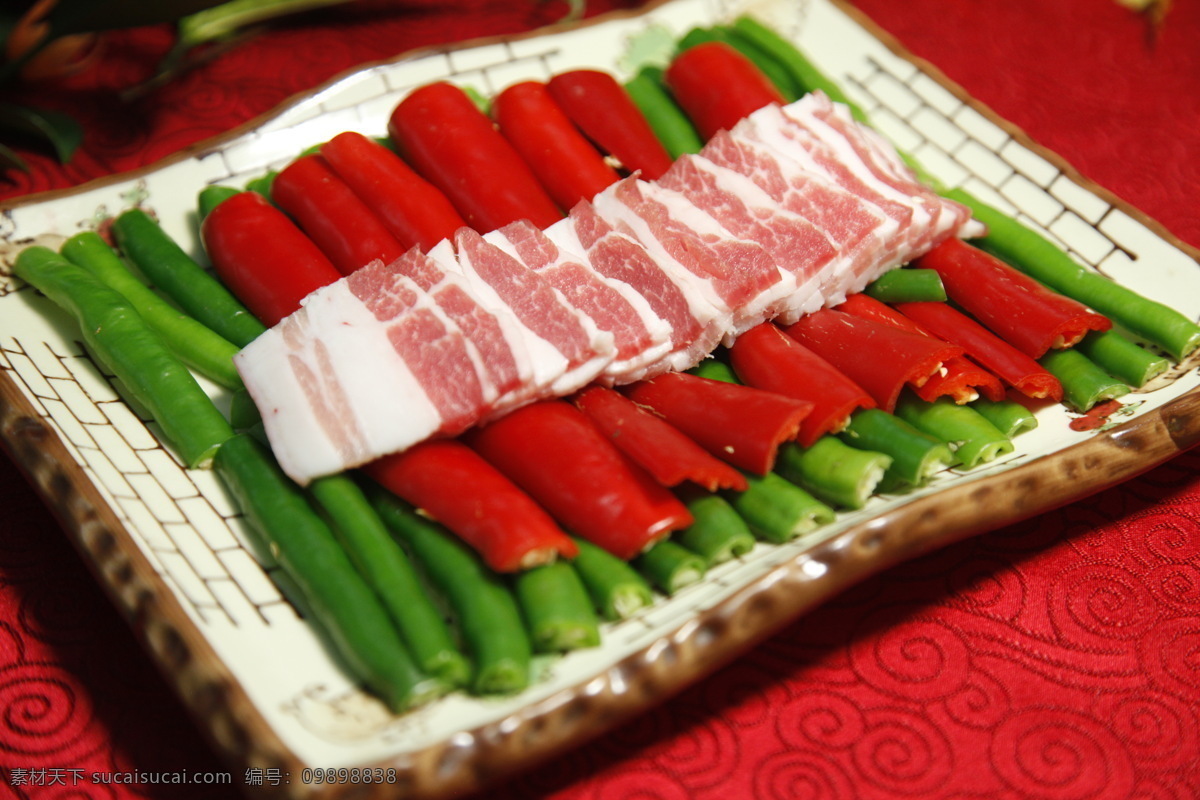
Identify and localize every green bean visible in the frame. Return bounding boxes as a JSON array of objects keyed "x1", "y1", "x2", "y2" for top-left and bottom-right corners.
[
  {"x1": 942, "y1": 188, "x2": 1200, "y2": 361},
  {"x1": 894, "y1": 393, "x2": 1014, "y2": 468},
  {"x1": 689, "y1": 356, "x2": 740, "y2": 383},
  {"x1": 214, "y1": 435, "x2": 442, "y2": 711},
  {"x1": 713, "y1": 24, "x2": 803, "y2": 101},
  {"x1": 14, "y1": 246, "x2": 234, "y2": 469},
  {"x1": 512, "y1": 560, "x2": 600, "y2": 653},
  {"x1": 727, "y1": 471, "x2": 836, "y2": 543},
  {"x1": 676, "y1": 493, "x2": 756, "y2": 566},
  {"x1": 59, "y1": 232, "x2": 243, "y2": 391},
  {"x1": 730, "y1": 15, "x2": 870, "y2": 123},
  {"x1": 1074, "y1": 329, "x2": 1170, "y2": 388},
  {"x1": 229, "y1": 387, "x2": 262, "y2": 430},
  {"x1": 775, "y1": 437, "x2": 892, "y2": 510},
  {"x1": 625, "y1": 65, "x2": 704, "y2": 159},
  {"x1": 864, "y1": 269, "x2": 947, "y2": 304},
  {"x1": 969, "y1": 397, "x2": 1039, "y2": 438},
  {"x1": 198, "y1": 185, "x2": 240, "y2": 220},
  {"x1": 634, "y1": 539, "x2": 707, "y2": 594},
  {"x1": 111, "y1": 208, "x2": 267, "y2": 348},
  {"x1": 245, "y1": 170, "x2": 277, "y2": 199},
  {"x1": 569, "y1": 537, "x2": 654, "y2": 620},
  {"x1": 309, "y1": 474, "x2": 469, "y2": 687},
  {"x1": 369, "y1": 488, "x2": 531, "y2": 695},
  {"x1": 839, "y1": 408, "x2": 954, "y2": 491},
  {"x1": 1038, "y1": 348, "x2": 1131, "y2": 412}
]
